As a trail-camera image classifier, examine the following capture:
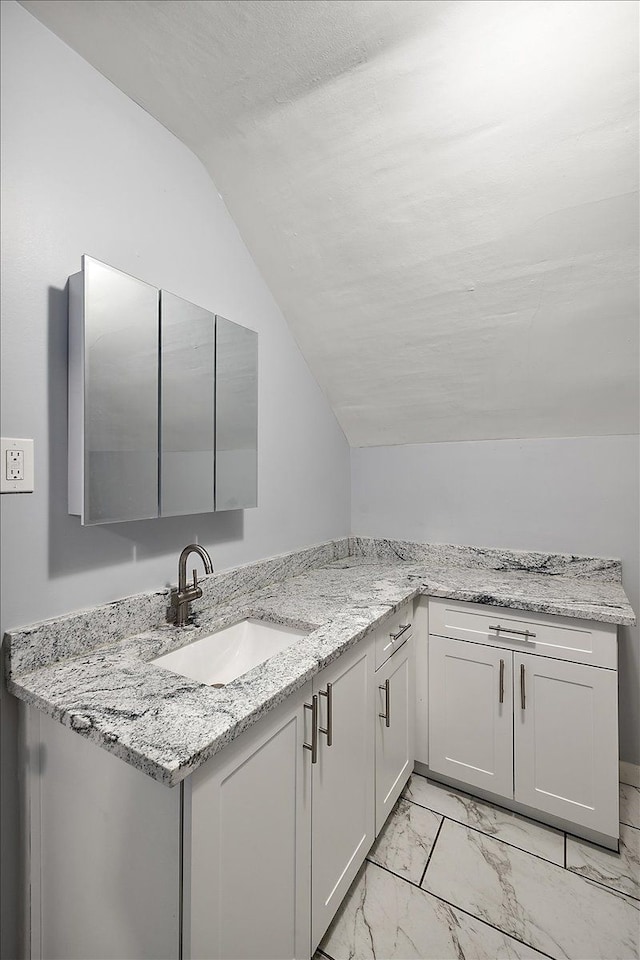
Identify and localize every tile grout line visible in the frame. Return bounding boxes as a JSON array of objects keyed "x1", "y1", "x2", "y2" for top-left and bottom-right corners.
[
  {"x1": 404, "y1": 796, "x2": 565, "y2": 869},
  {"x1": 409, "y1": 776, "x2": 640, "y2": 845},
  {"x1": 406, "y1": 774, "x2": 571, "y2": 837},
  {"x1": 419, "y1": 816, "x2": 445, "y2": 887},
  {"x1": 572, "y1": 871, "x2": 640, "y2": 904},
  {"x1": 366, "y1": 859, "x2": 557, "y2": 960},
  {"x1": 620, "y1": 820, "x2": 640, "y2": 832},
  {"x1": 412, "y1": 772, "x2": 640, "y2": 840},
  {"x1": 405, "y1": 779, "x2": 638, "y2": 897},
  {"x1": 412, "y1": 773, "x2": 638, "y2": 849},
  {"x1": 565, "y1": 826, "x2": 640, "y2": 901},
  {"x1": 407, "y1": 798, "x2": 637, "y2": 900},
  {"x1": 365, "y1": 858, "x2": 425, "y2": 891},
  {"x1": 582, "y1": 873, "x2": 640, "y2": 905},
  {"x1": 452, "y1": 817, "x2": 637, "y2": 882}
]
